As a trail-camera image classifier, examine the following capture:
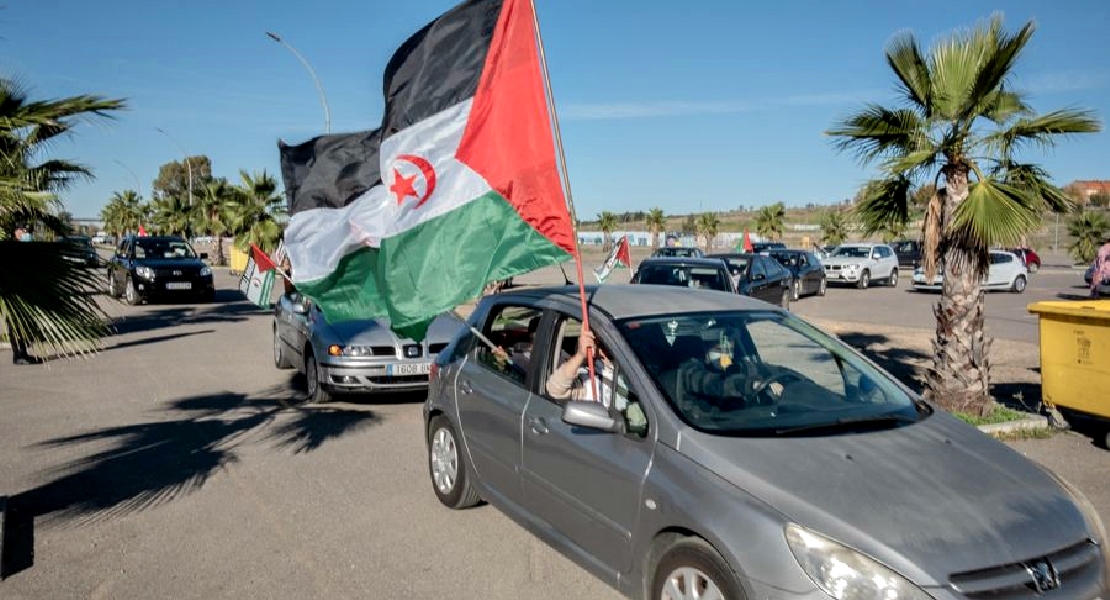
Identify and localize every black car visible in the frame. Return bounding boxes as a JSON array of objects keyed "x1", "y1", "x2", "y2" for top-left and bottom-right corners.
[
  {"x1": 58, "y1": 235, "x2": 100, "y2": 267},
  {"x1": 767, "y1": 249, "x2": 827, "y2": 300},
  {"x1": 631, "y1": 257, "x2": 735, "y2": 293},
  {"x1": 892, "y1": 239, "x2": 922, "y2": 270},
  {"x1": 106, "y1": 235, "x2": 214, "y2": 305},
  {"x1": 707, "y1": 253, "x2": 792, "y2": 307},
  {"x1": 750, "y1": 241, "x2": 787, "y2": 254},
  {"x1": 651, "y1": 246, "x2": 705, "y2": 259}
]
